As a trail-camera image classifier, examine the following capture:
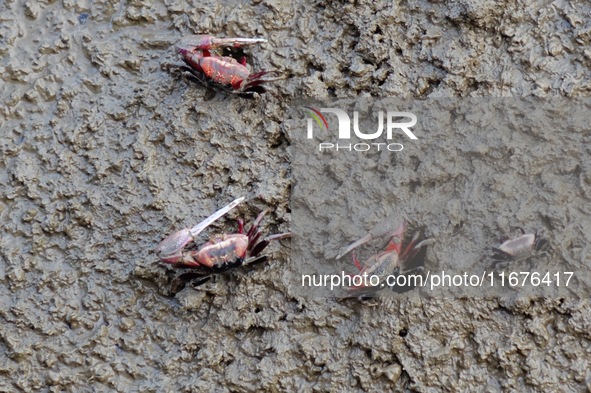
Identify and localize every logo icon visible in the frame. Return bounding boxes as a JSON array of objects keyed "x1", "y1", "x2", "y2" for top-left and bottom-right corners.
[
  {"x1": 302, "y1": 106, "x2": 418, "y2": 152},
  {"x1": 304, "y1": 107, "x2": 329, "y2": 137}
]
